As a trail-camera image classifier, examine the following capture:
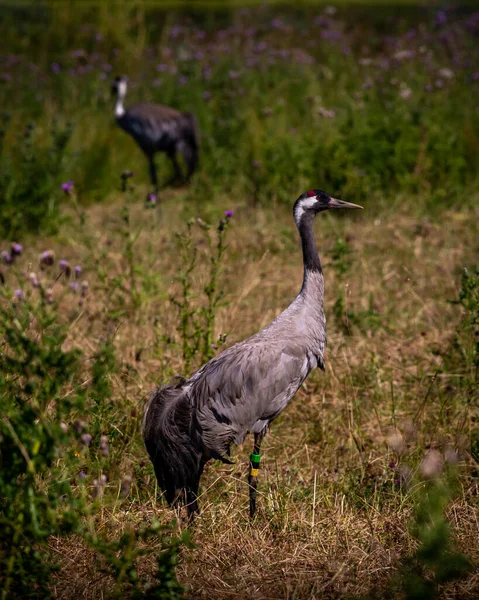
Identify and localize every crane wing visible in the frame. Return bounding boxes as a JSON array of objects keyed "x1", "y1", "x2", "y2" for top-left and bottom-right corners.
[{"x1": 187, "y1": 340, "x2": 311, "y2": 455}]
